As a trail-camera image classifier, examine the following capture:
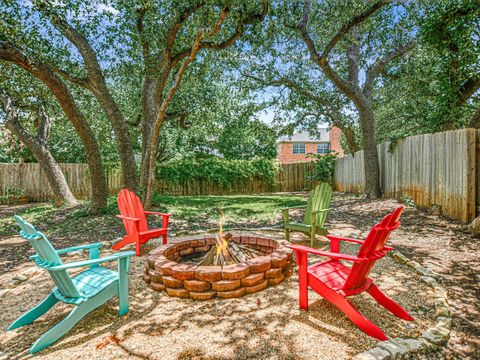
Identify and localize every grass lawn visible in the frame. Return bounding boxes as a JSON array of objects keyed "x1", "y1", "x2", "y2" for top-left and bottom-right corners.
[{"x1": 0, "y1": 194, "x2": 307, "y2": 239}]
